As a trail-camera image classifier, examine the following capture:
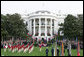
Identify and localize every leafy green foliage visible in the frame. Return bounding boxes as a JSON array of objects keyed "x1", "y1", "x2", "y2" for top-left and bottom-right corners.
[
  {"x1": 1, "y1": 13, "x2": 28, "y2": 40},
  {"x1": 64, "y1": 14, "x2": 78, "y2": 39},
  {"x1": 58, "y1": 14, "x2": 83, "y2": 40}
]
